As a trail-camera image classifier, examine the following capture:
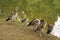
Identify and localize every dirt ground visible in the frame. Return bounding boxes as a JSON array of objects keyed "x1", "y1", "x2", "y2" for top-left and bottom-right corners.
[{"x1": 0, "y1": 21, "x2": 60, "y2": 40}]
